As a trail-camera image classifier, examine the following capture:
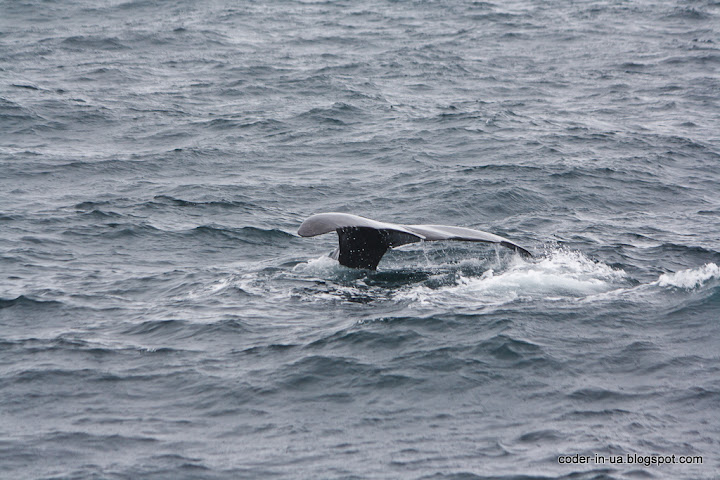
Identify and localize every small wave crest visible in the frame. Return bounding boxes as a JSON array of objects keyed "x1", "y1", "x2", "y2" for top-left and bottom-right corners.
[{"x1": 655, "y1": 263, "x2": 720, "y2": 290}]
